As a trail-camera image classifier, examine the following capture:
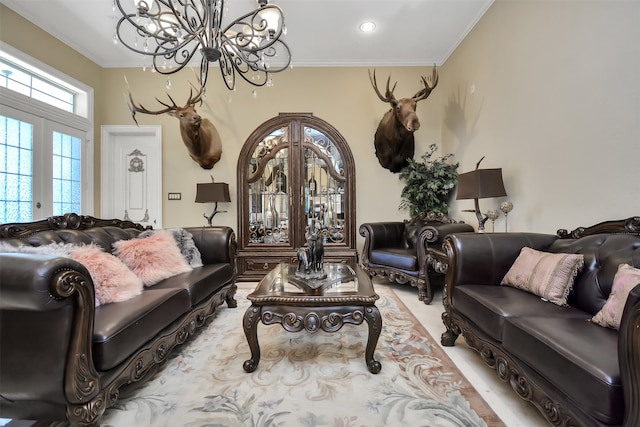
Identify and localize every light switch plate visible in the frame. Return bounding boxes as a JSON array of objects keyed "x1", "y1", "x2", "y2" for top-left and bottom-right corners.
[{"x1": 168, "y1": 193, "x2": 181, "y2": 200}]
